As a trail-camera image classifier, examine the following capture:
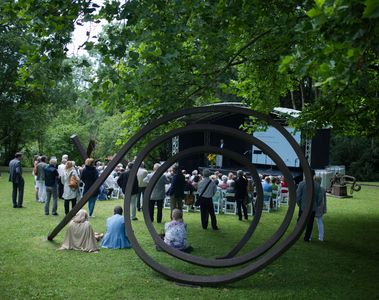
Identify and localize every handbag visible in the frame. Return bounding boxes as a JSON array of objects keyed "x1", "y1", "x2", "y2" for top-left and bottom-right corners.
[
  {"x1": 68, "y1": 172, "x2": 79, "y2": 189},
  {"x1": 184, "y1": 193, "x2": 195, "y2": 205},
  {"x1": 195, "y1": 179, "x2": 212, "y2": 206}
]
